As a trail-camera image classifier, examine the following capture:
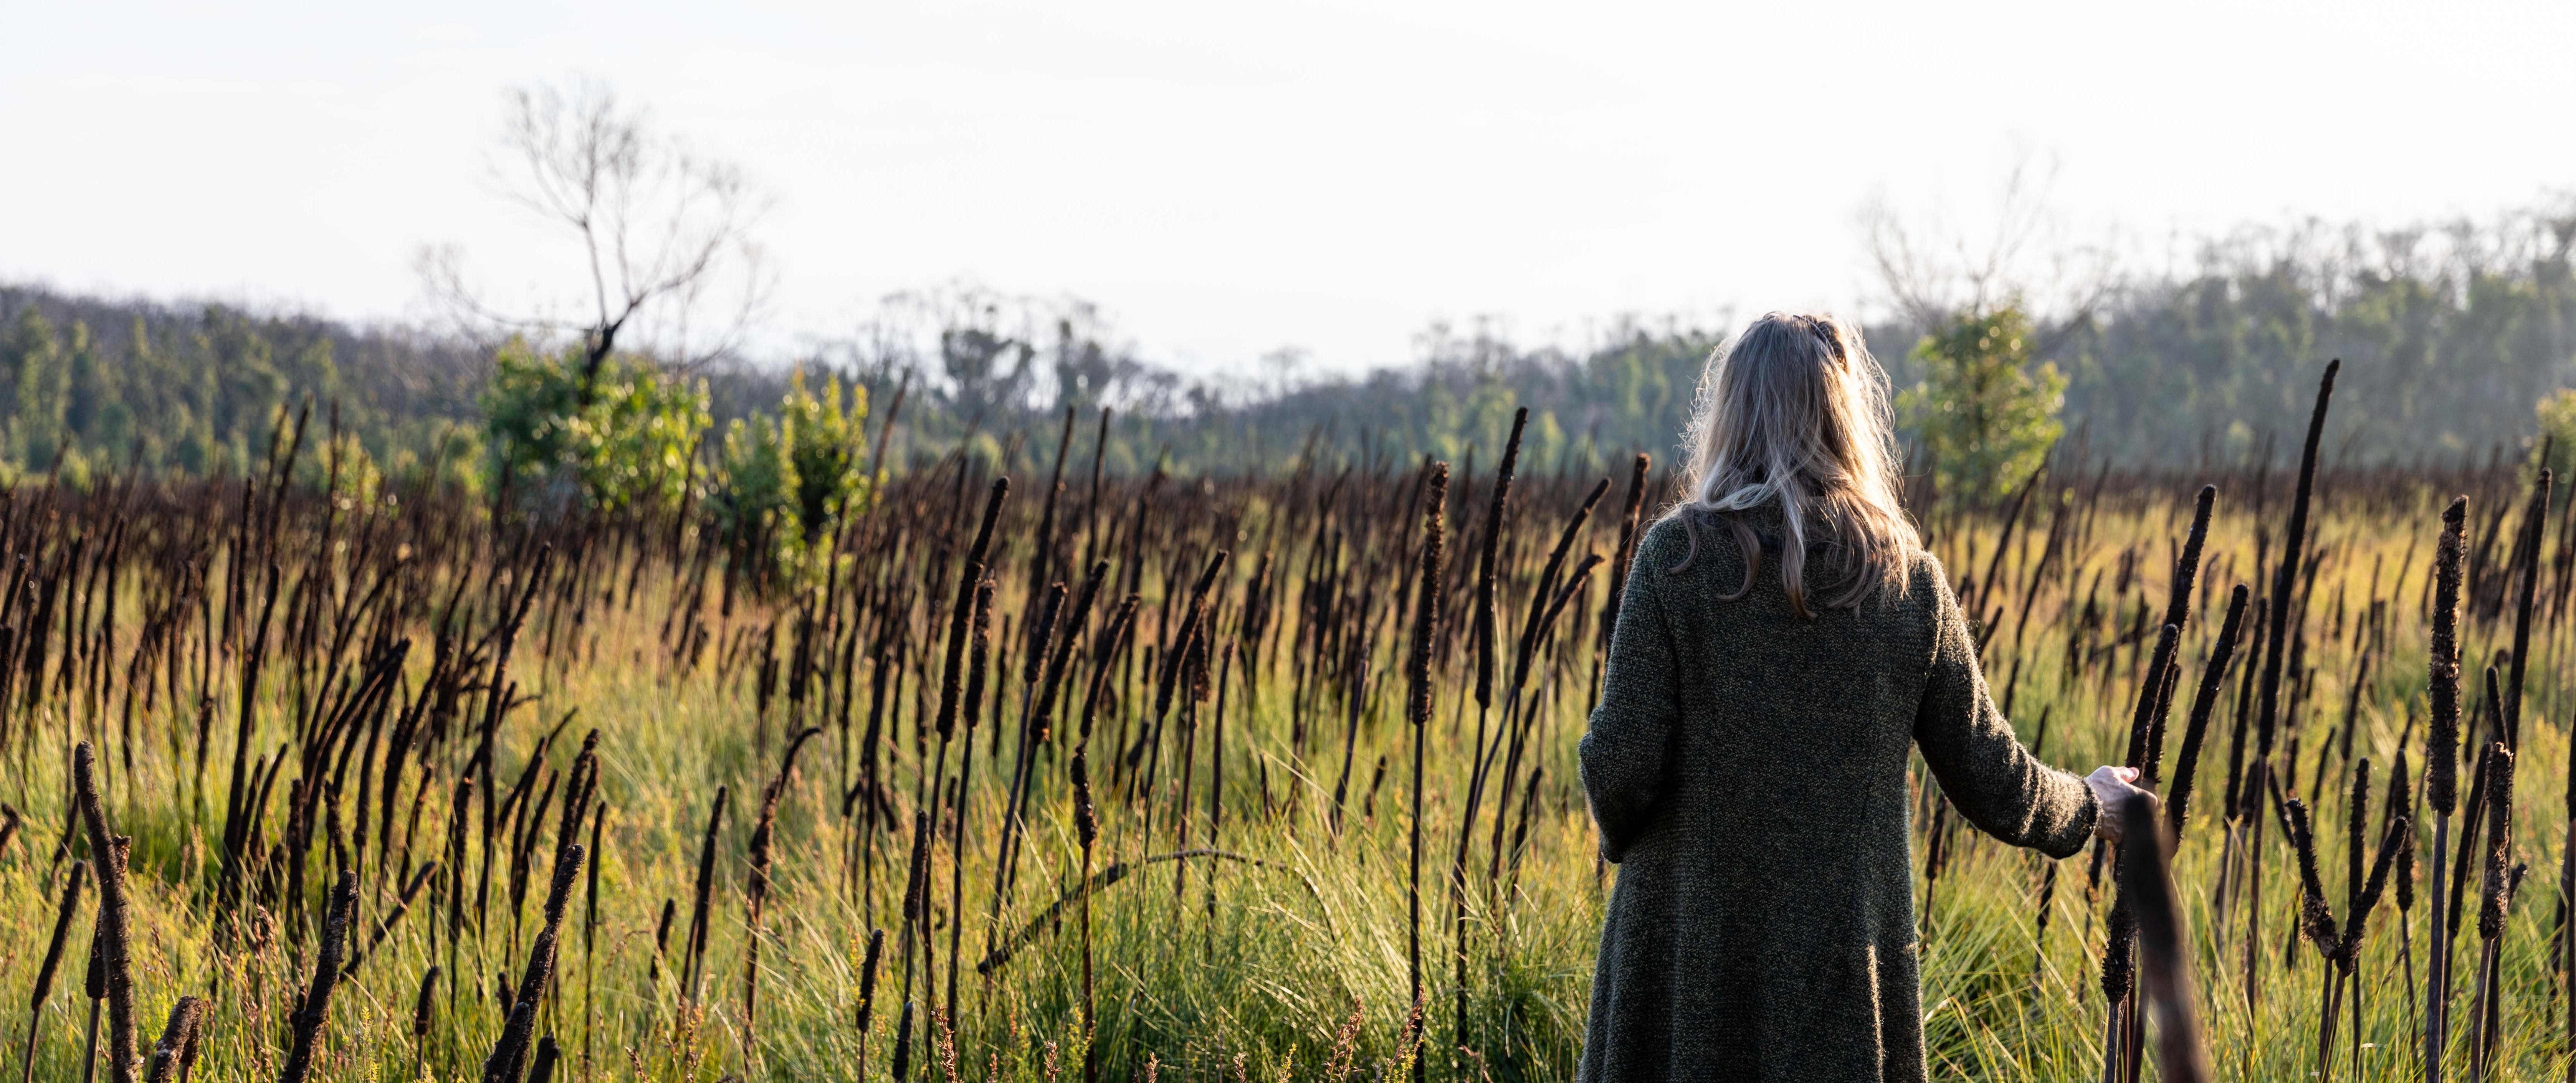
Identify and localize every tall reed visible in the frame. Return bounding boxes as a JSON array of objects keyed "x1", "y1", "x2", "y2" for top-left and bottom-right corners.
[
  {"x1": 70, "y1": 743, "x2": 136, "y2": 1083},
  {"x1": 20, "y1": 860, "x2": 86, "y2": 1083},
  {"x1": 281, "y1": 870, "x2": 360, "y2": 1083},
  {"x1": 2427, "y1": 494, "x2": 2469, "y2": 1083},
  {"x1": 1404, "y1": 461, "x2": 1446, "y2": 1078}
]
